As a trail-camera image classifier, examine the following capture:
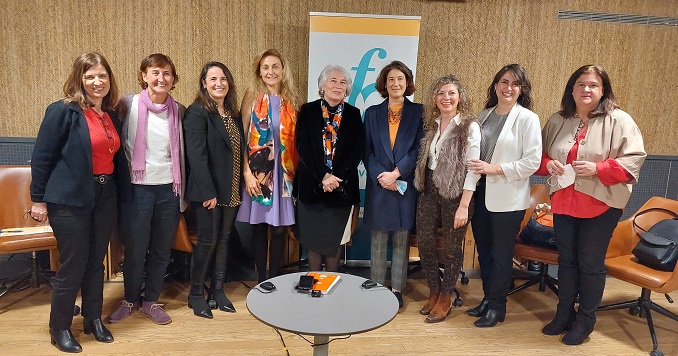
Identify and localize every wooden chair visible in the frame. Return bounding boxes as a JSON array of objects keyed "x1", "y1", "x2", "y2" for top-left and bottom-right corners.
[
  {"x1": 0, "y1": 165, "x2": 57, "y2": 298},
  {"x1": 598, "y1": 197, "x2": 678, "y2": 356},
  {"x1": 508, "y1": 184, "x2": 559, "y2": 296}
]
